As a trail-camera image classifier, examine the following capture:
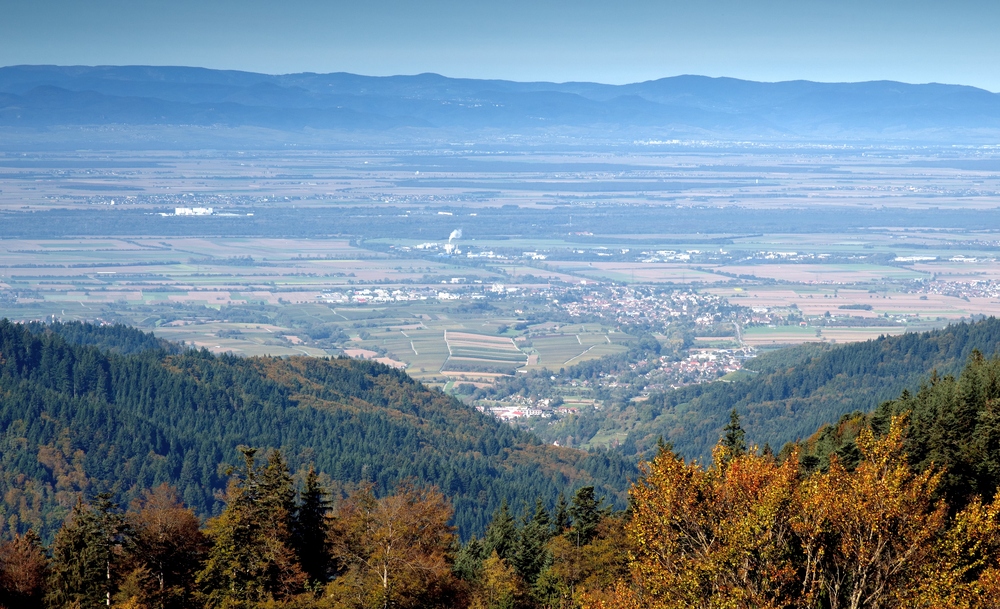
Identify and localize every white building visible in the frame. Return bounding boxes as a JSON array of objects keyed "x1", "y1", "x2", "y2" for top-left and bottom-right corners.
[{"x1": 175, "y1": 207, "x2": 214, "y2": 216}]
